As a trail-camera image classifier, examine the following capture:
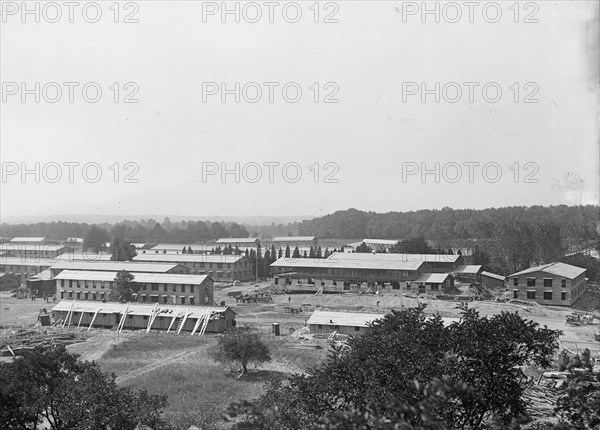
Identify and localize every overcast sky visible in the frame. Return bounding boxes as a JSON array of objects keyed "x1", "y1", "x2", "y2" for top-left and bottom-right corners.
[{"x1": 1, "y1": 1, "x2": 599, "y2": 221}]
